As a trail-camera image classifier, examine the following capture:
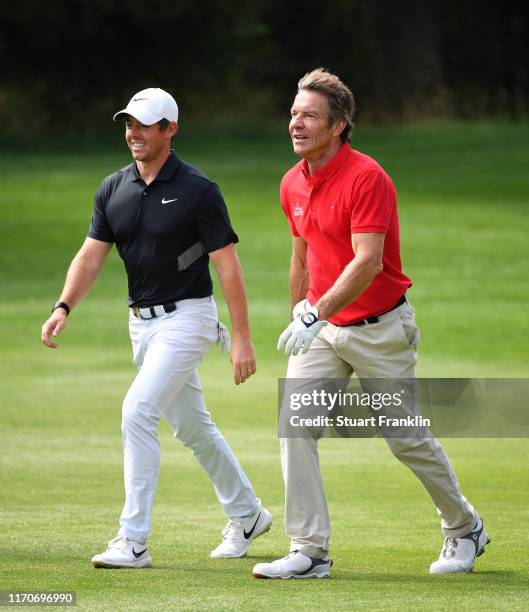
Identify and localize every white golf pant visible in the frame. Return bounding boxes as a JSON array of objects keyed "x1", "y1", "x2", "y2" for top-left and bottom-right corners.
[
  {"x1": 281, "y1": 300, "x2": 478, "y2": 559},
  {"x1": 118, "y1": 296, "x2": 258, "y2": 543}
]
